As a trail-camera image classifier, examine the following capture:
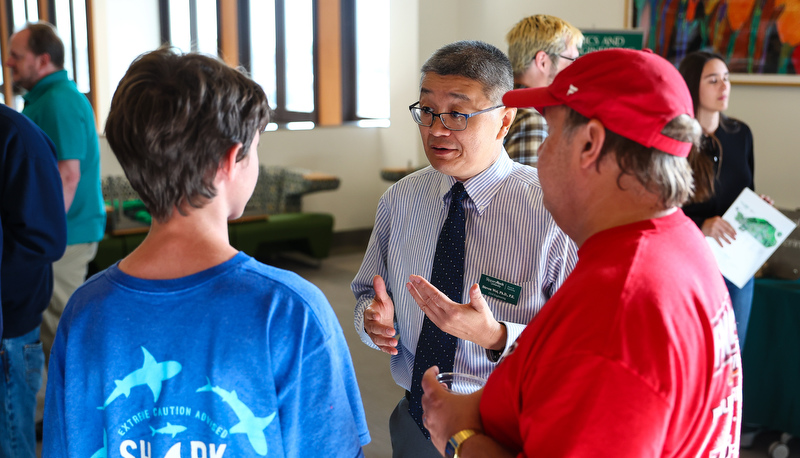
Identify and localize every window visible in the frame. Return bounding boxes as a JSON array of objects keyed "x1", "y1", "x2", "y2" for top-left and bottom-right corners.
[
  {"x1": 354, "y1": 0, "x2": 389, "y2": 120},
  {"x1": 1, "y1": 0, "x2": 93, "y2": 109},
  {"x1": 160, "y1": 0, "x2": 218, "y2": 56},
  {"x1": 55, "y1": 0, "x2": 91, "y2": 93},
  {"x1": 247, "y1": 0, "x2": 276, "y2": 110},
  {"x1": 246, "y1": 0, "x2": 315, "y2": 122},
  {"x1": 10, "y1": 0, "x2": 38, "y2": 30},
  {"x1": 339, "y1": 0, "x2": 391, "y2": 122},
  {"x1": 159, "y1": 0, "x2": 390, "y2": 126}
]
